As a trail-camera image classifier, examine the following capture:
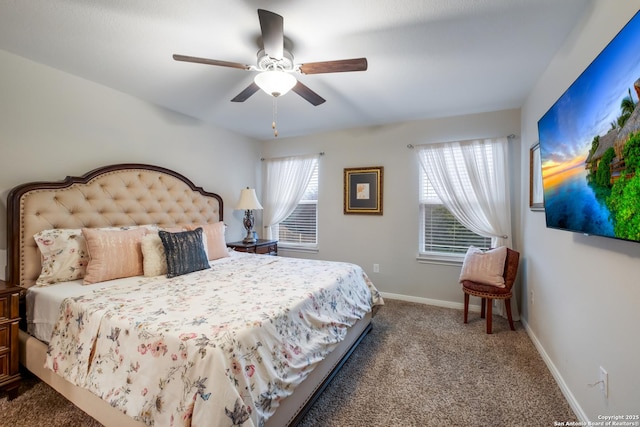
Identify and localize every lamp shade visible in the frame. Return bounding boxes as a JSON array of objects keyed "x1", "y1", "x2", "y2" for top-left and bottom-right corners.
[
  {"x1": 254, "y1": 70, "x2": 296, "y2": 97},
  {"x1": 235, "y1": 188, "x2": 263, "y2": 210}
]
